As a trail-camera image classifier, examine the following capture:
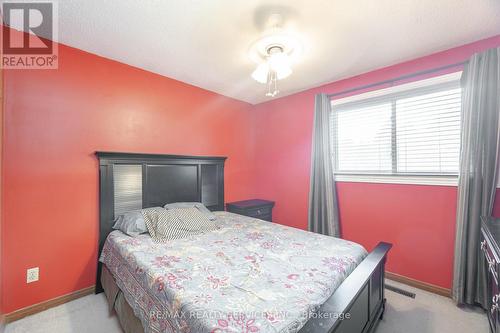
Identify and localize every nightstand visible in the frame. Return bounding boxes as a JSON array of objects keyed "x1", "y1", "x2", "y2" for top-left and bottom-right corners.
[{"x1": 226, "y1": 199, "x2": 275, "y2": 222}]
